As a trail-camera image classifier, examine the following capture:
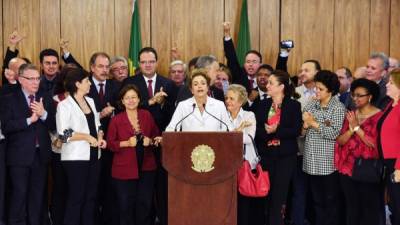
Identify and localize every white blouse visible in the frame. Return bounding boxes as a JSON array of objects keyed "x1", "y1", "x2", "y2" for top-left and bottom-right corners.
[
  {"x1": 166, "y1": 97, "x2": 233, "y2": 132},
  {"x1": 229, "y1": 108, "x2": 259, "y2": 169}
]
